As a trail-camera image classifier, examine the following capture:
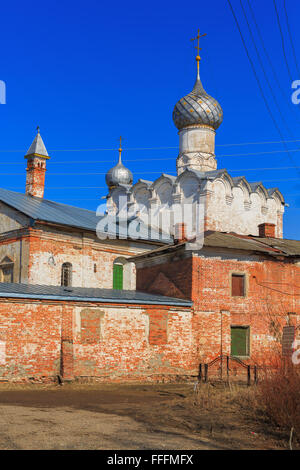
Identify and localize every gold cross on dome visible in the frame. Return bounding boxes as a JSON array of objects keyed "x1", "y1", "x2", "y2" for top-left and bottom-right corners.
[{"x1": 191, "y1": 29, "x2": 206, "y2": 63}]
